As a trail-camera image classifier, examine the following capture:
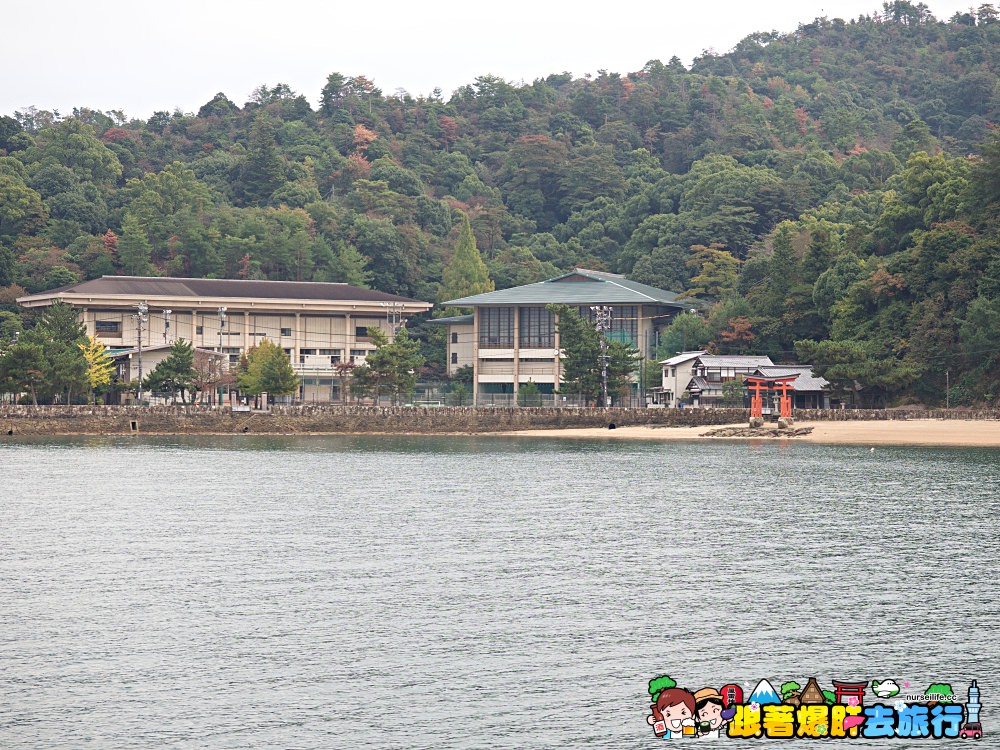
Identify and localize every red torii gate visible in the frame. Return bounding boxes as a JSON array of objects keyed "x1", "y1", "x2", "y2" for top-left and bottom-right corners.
[{"x1": 744, "y1": 374, "x2": 799, "y2": 418}]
